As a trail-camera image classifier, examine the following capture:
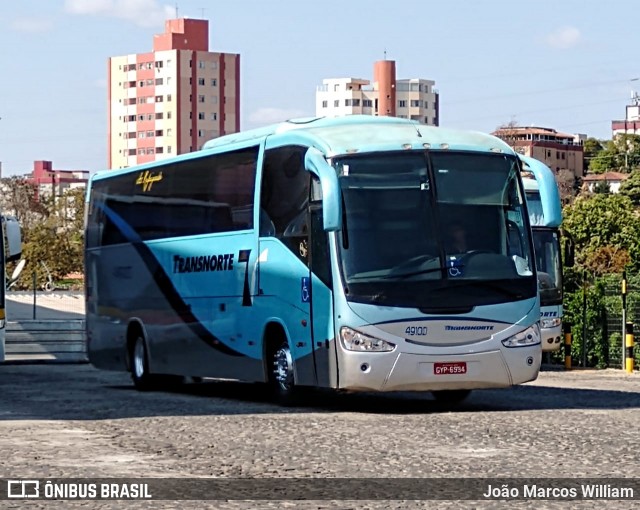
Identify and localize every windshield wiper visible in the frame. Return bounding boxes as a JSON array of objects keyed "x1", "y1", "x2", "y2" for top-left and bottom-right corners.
[{"x1": 381, "y1": 265, "x2": 453, "y2": 280}]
